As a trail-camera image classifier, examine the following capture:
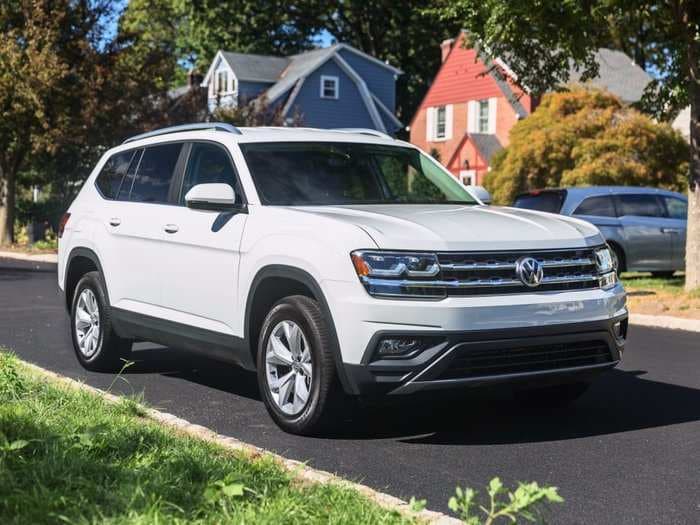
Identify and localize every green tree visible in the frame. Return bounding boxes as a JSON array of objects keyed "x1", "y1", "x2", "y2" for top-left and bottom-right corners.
[
  {"x1": 0, "y1": 1, "x2": 93, "y2": 244},
  {"x1": 485, "y1": 89, "x2": 688, "y2": 205},
  {"x1": 430, "y1": 0, "x2": 700, "y2": 290}
]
